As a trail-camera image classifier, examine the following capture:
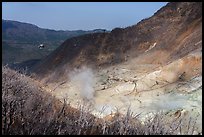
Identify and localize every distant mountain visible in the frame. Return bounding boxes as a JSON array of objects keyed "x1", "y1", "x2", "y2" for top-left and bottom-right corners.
[{"x1": 2, "y1": 19, "x2": 108, "y2": 65}]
